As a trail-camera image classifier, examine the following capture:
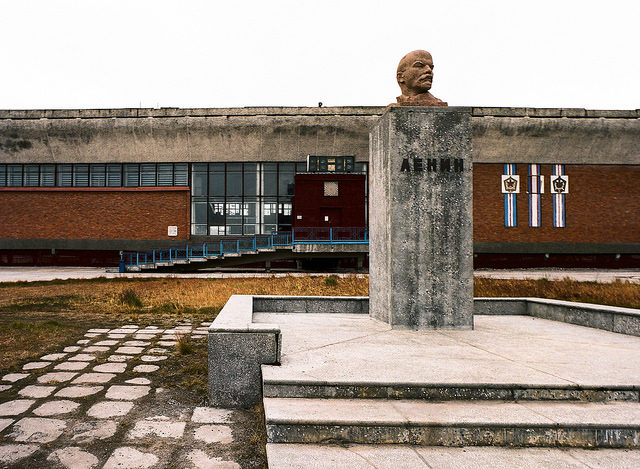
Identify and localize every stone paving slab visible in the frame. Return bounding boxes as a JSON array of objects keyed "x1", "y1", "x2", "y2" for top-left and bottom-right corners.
[{"x1": 2, "y1": 374, "x2": 29, "y2": 383}]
